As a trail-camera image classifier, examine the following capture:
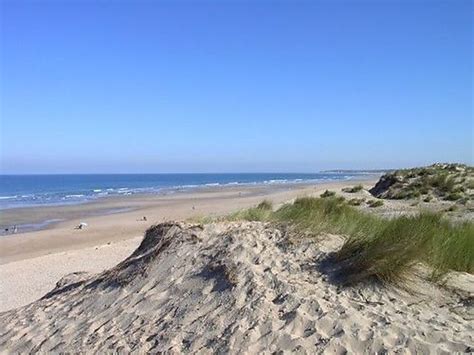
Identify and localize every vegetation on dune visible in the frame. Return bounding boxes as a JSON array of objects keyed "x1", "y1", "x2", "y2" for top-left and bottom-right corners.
[
  {"x1": 220, "y1": 196, "x2": 474, "y2": 285},
  {"x1": 256, "y1": 200, "x2": 273, "y2": 211},
  {"x1": 342, "y1": 184, "x2": 364, "y2": 193},
  {"x1": 446, "y1": 205, "x2": 458, "y2": 212},
  {"x1": 335, "y1": 210, "x2": 474, "y2": 283},
  {"x1": 367, "y1": 200, "x2": 384, "y2": 208},
  {"x1": 226, "y1": 199, "x2": 273, "y2": 222},
  {"x1": 423, "y1": 195, "x2": 433, "y2": 203},
  {"x1": 320, "y1": 190, "x2": 336, "y2": 198},
  {"x1": 444, "y1": 192, "x2": 463, "y2": 201},
  {"x1": 468, "y1": 180, "x2": 474, "y2": 190},
  {"x1": 348, "y1": 198, "x2": 365, "y2": 206},
  {"x1": 370, "y1": 163, "x2": 474, "y2": 202}
]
